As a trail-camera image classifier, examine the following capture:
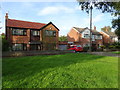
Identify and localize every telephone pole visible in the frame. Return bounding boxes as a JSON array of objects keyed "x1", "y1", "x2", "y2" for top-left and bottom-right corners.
[{"x1": 89, "y1": 5, "x2": 93, "y2": 52}]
